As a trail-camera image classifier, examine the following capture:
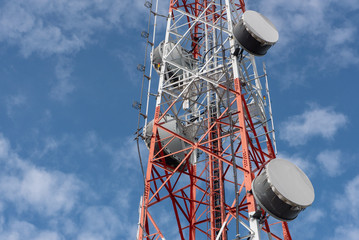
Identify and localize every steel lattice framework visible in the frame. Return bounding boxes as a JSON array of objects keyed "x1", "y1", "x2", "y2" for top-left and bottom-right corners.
[{"x1": 136, "y1": 0, "x2": 292, "y2": 239}]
